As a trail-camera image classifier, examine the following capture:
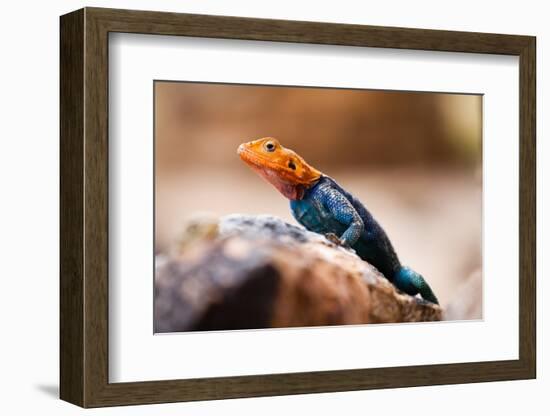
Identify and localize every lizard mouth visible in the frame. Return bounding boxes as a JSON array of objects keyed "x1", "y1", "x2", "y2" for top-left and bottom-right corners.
[
  {"x1": 237, "y1": 143, "x2": 321, "y2": 187},
  {"x1": 237, "y1": 145, "x2": 303, "y2": 198}
]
